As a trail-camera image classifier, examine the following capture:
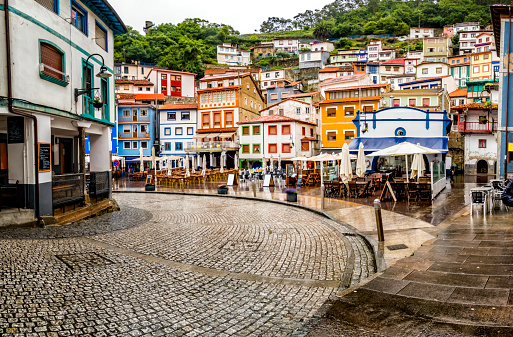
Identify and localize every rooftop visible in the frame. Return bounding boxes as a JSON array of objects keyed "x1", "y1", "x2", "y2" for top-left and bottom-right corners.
[
  {"x1": 134, "y1": 94, "x2": 165, "y2": 101},
  {"x1": 115, "y1": 79, "x2": 154, "y2": 86},
  {"x1": 320, "y1": 74, "x2": 368, "y2": 87},
  {"x1": 158, "y1": 103, "x2": 198, "y2": 110},
  {"x1": 238, "y1": 114, "x2": 316, "y2": 126},
  {"x1": 324, "y1": 84, "x2": 388, "y2": 92},
  {"x1": 449, "y1": 88, "x2": 468, "y2": 97}
]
